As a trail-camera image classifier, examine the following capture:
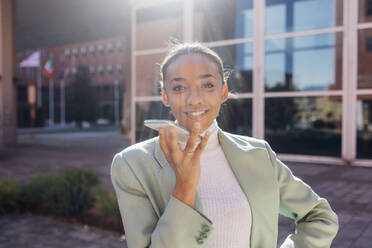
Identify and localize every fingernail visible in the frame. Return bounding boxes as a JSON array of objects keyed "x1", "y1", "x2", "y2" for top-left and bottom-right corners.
[{"x1": 194, "y1": 122, "x2": 200, "y2": 130}]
